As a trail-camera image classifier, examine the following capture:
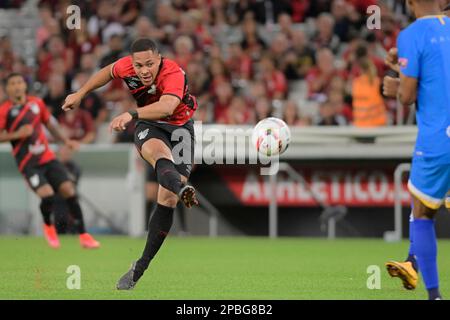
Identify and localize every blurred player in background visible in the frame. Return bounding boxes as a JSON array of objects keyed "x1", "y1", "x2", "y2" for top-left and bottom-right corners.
[
  {"x1": 383, "y1": 0, "x2": 450, "y2": 300},
  {"x1": 0, "y1": 73, "x2": 100, "y2": 249},
  {"x1": 62, "y1": 38, "x2": 198, "y2": 290}
]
